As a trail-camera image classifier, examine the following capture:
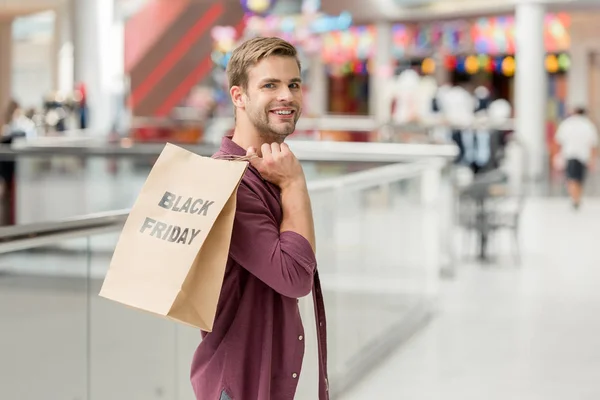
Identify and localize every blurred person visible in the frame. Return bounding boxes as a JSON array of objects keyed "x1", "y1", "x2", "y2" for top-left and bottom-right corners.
[
  {"x1": 555, "y1": 106, "x2": 599, "y2": 209},
  {"x1": 3, "y1": 99, "x2": 19, "y2": 128},
  {"x1": 190, "y1": 37, "x2": 328, "y2": 400},
  {"x1": 3, "y1": 99, "x2": 35, "y2": 139},
  {"x1": 0, "y1": 99, "x2": 26, "y2": 225},
  {"x1": 74, "y1": 82, "x2": 89, "y2": 129}
]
